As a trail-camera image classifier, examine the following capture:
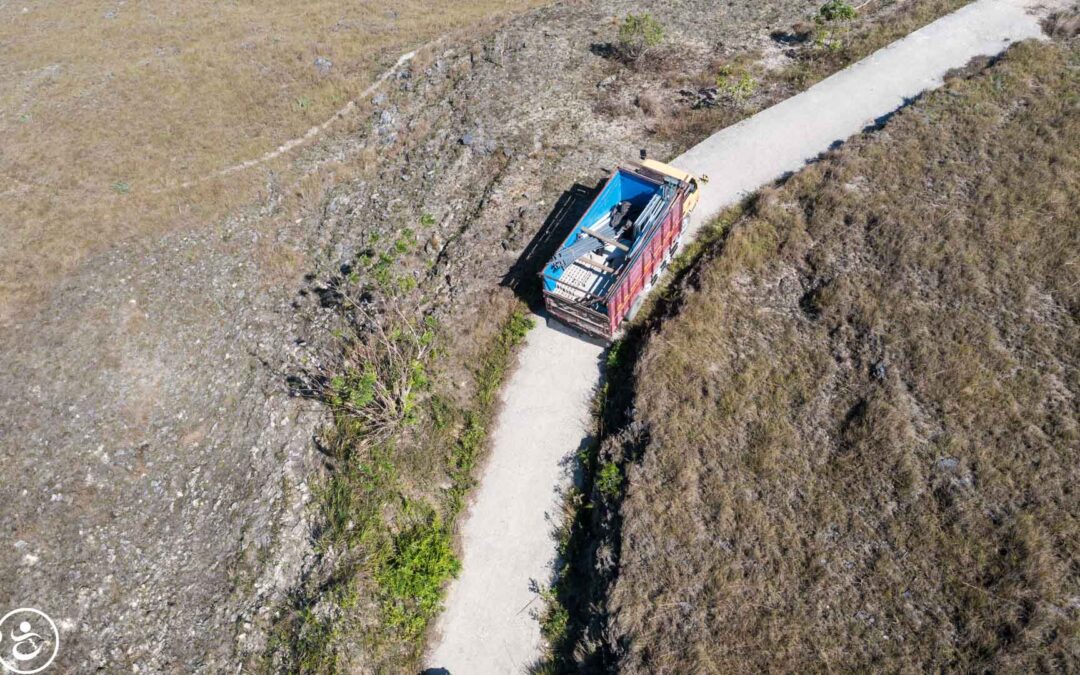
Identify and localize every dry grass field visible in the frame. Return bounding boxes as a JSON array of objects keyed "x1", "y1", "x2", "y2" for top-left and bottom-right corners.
[
  {"x1": 570, "y1": 35, "x2": 1078, "y2": 672},
  {"x1": 0, "y1": 0, "x2": 543, "y2": 323}
]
